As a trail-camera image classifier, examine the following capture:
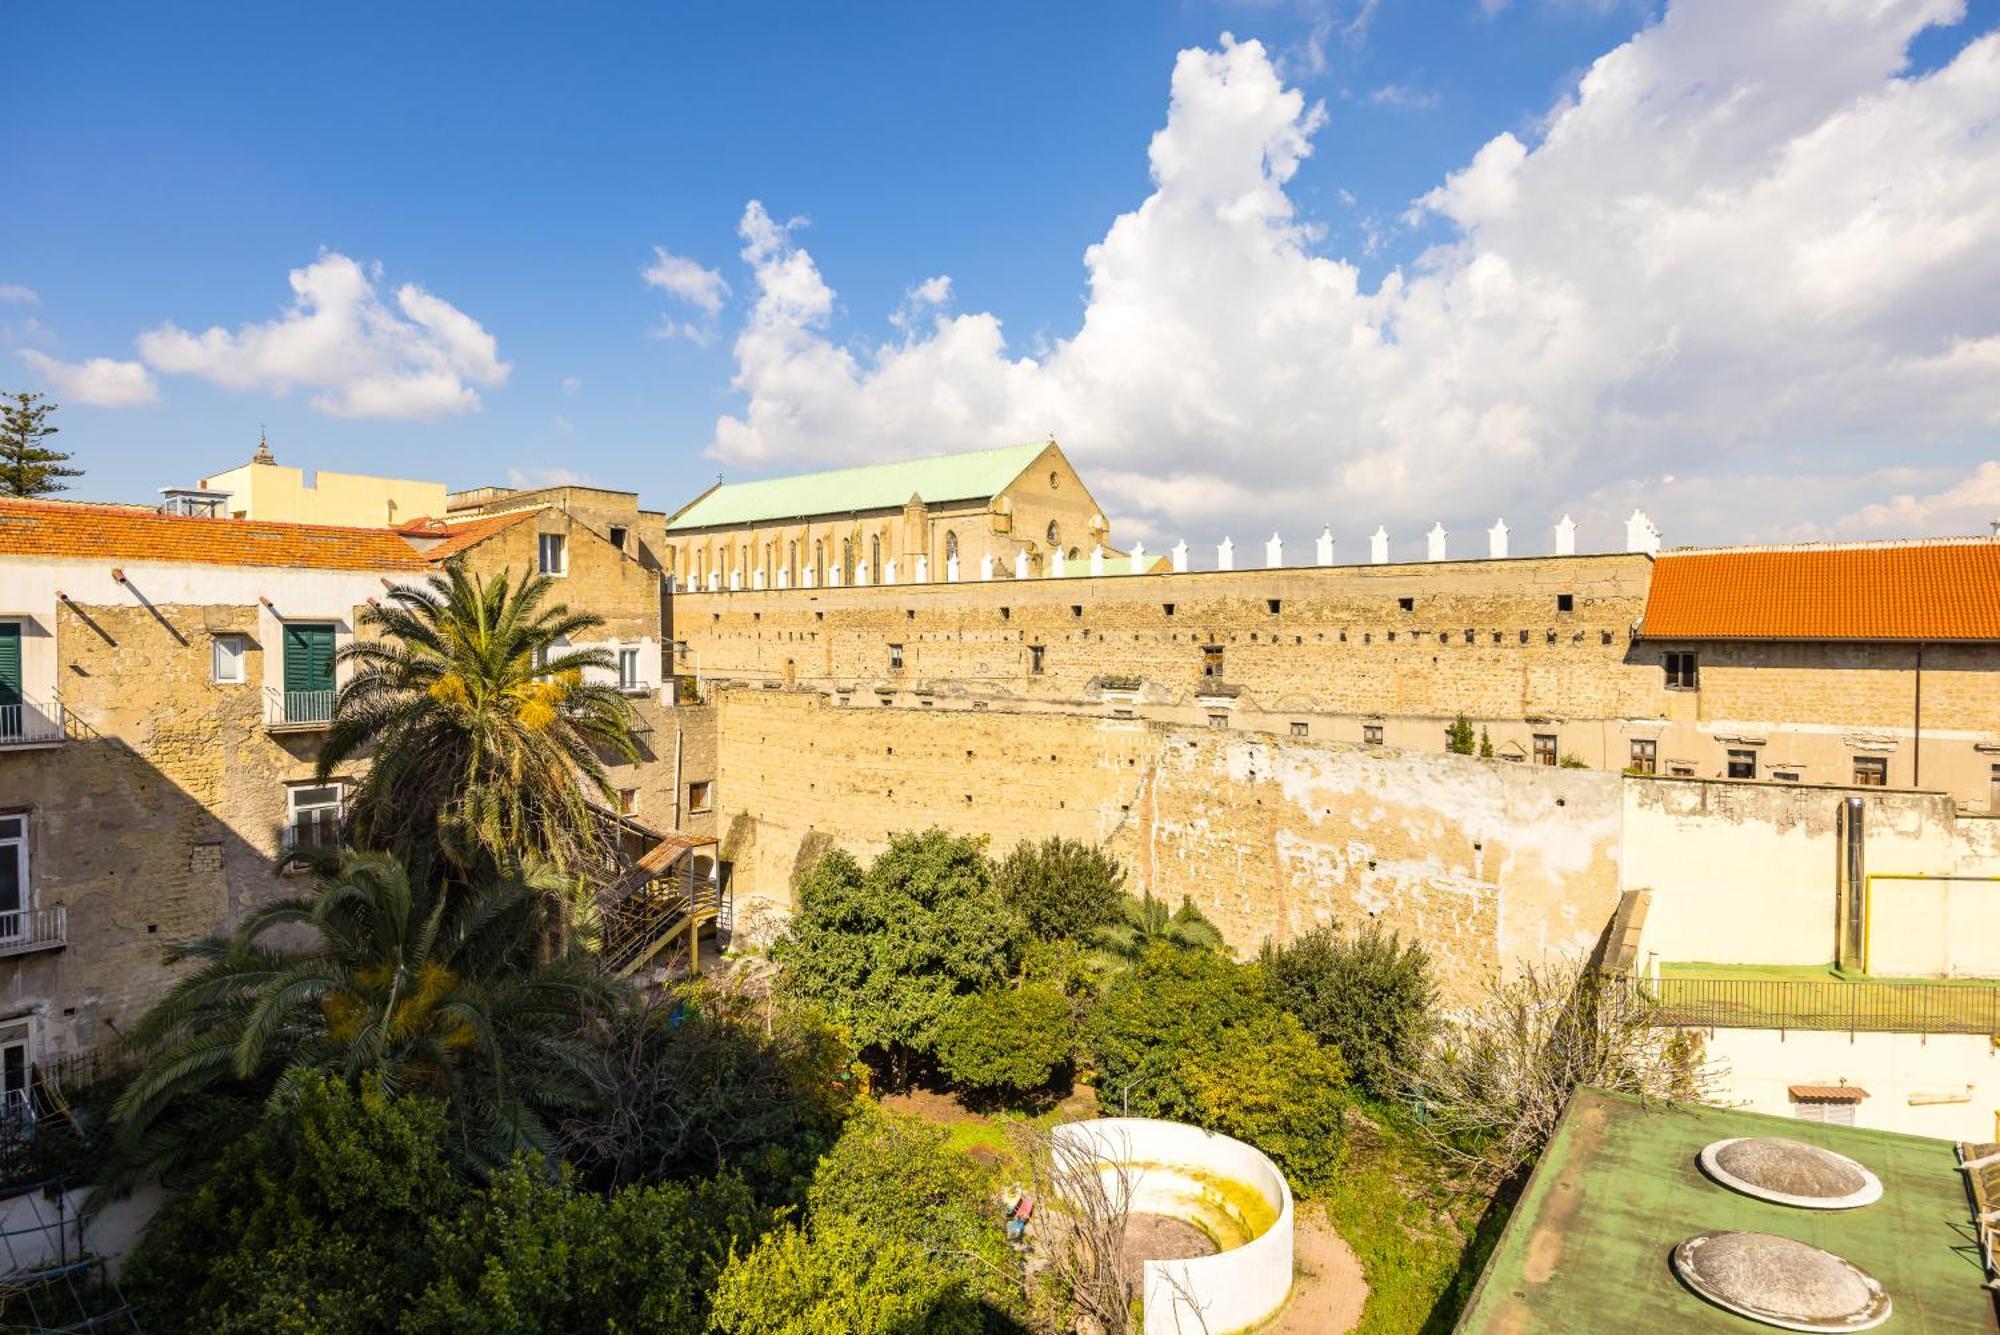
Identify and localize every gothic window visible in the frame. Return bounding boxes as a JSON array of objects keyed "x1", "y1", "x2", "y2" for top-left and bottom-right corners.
[
  {"x1": 871, "y1": 535, "x2": 882, "y2": 571},
  {"x1": 944, "y1": 530, "x2": 959, "y2": 562},
  {"x1": 1046, "y1": 521, "x2": 1061, "y2": 546}
]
